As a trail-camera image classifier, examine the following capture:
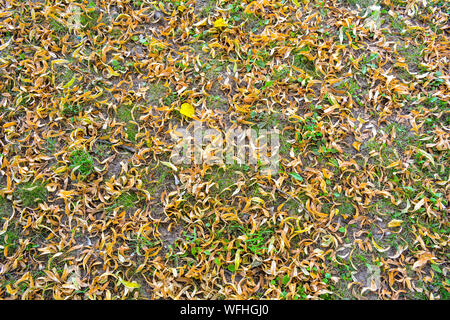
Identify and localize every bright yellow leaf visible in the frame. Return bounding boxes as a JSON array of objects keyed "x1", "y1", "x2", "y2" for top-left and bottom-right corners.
[
  {"x1": 388, "y1": 219, "x2": 403, "y2": 228},
  {"x1": 62, "y1": 75, "x2": 76, "y2": 88},
  {"x1": 214, "y1": 18, "x2": 228, "y2": 28},
  {"x1": 118, "y1": 277, "x2": 140, "y2": 289},
  {"x1": 160, "y1": 161, "x2": 178, "y2": 172},
  {"x1": 180, "y1": 102, "x2": 195, "y2": 118},
  {"x1": 372, "y1": 237, "x2": 390, "y2": 252}
]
